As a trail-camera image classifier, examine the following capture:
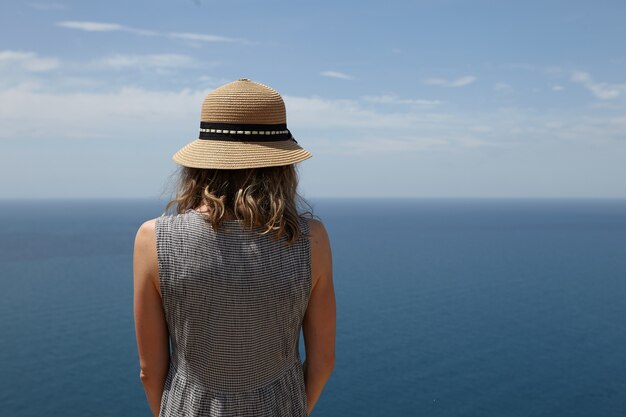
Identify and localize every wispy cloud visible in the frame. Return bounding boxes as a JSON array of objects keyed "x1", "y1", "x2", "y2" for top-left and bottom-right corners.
[
  {"x1": 552, "y1": 85, "x2": 564, "y2": 91},
  {"x1": 284, "y1": 95, "x2": 452, "y2": 129},
  {"x1": 56, "y1": 20, "x2": 250, "y2": 44},
  {"x1": 279, "y1": 96, "x2": 522, "y2": 153},
  {"x1": 90, "y1": 53, "x2": 196, "y2": 70},
  {"x1": 423, "y1": 75, "x2": 476, "y2": 88},
  {"x1": 168, "y1": 32, "x2": 249, "y2": 44},
  {"x1": 570, "y1": 71, "x2": 626, "y2": 100},
  {"x1": 1, "y1": 67, "x2": 623, "y2": 158},
  {"x1": 56, "y1": 20, "x2": 157, "y2": 36},
  {"x1": 362, "y1": 95, "x2": 442, "y2": 107},
  {"x1": 0, "y1": 83, "x2": 204, "y2": 140},
  {"x1": 0, "y1": 82, "x2": 456, "y2": 144},
  {"x1": 499, "y1": 63, "x2": 564, "y2": 76},
  {"x1": 0, "y1": 50, "x2": 60, "y2": 72},
  {"x1": 493, "y1": 82, "x2": 513, "y2": 93},
  {"x1": 320, "y1": 71, "x2": 353, "y2": 80},
  {"x1": 339, "y1": 137, "x2": 449, "y2": 154}
]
